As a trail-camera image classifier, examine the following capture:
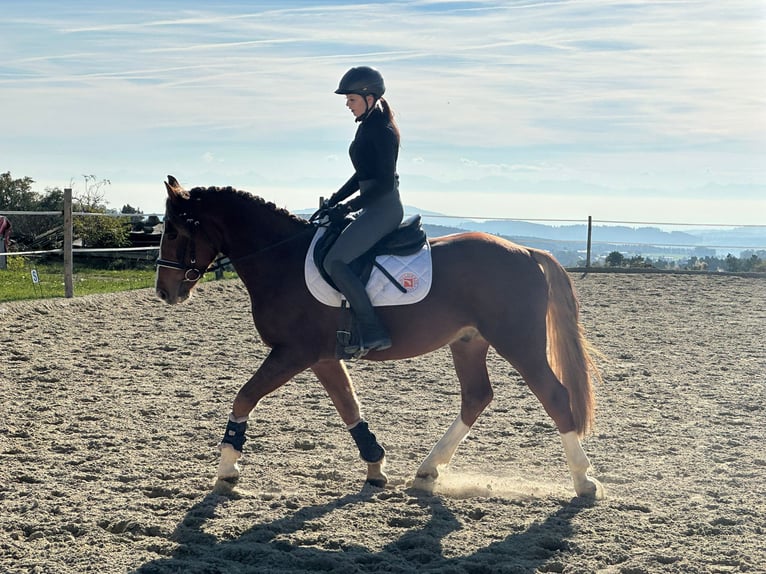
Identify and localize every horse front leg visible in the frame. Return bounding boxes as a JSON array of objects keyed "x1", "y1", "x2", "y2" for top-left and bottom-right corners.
[
  {"x1": 218, "y1": 346, "x2": 310, "y2": 483},
  {"x1": 311, "y1": 359, "x2": 387, "y2": 487}
]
